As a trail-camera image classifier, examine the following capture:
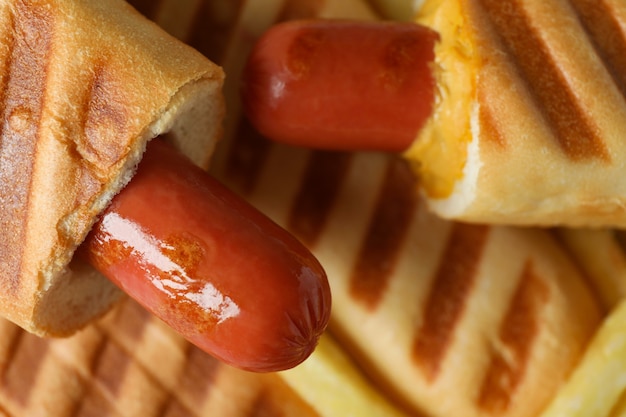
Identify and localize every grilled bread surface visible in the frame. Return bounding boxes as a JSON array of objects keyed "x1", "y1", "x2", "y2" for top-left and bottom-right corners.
[
  {"x1": 0, "y1": 0, "x2": 619, "y2": 416},
  {"x1": 406, "y1": 0, "x2": 626, "y2": 228}
]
